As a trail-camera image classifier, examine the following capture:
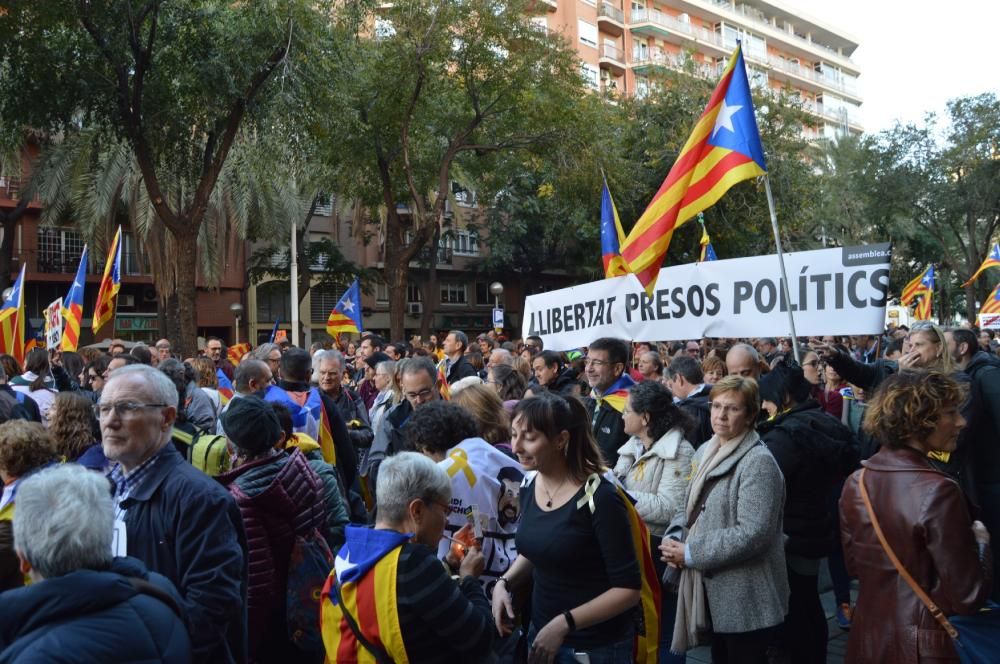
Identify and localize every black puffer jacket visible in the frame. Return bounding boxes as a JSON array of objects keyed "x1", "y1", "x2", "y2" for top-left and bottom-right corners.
[
  {"x1": 676, "y1": 384, "x2": 713, "y2": 449},
  {"x1": 964, "y1": 352, "x2": 1000, "y2": 485},
  {"x1": 759, "y1": 400, "x2": 860, "y2": 558}
]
